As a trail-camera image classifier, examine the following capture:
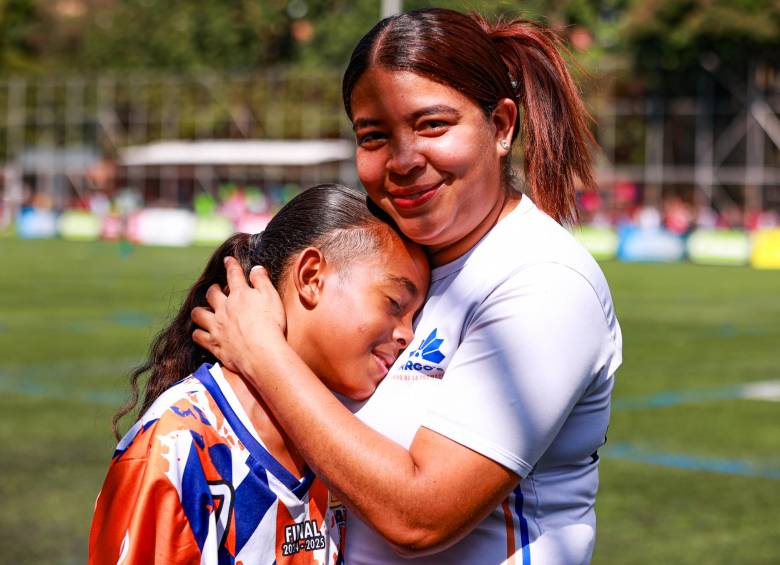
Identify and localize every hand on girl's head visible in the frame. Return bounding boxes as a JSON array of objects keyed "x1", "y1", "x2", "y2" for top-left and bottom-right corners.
[{"x1": 192, "y1": 256, "x2": 287, "y2": 375}]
